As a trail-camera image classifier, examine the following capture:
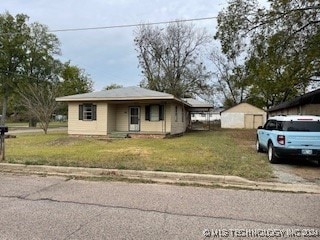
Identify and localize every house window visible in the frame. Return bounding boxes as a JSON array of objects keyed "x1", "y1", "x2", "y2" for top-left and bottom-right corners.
[
  {"x1": 145, "y1": 105, "x2": 164, "y2": 121},
  {"x1": 175, "y1": 106, "x2": 178, "y2": 122},
  {"x1": 79, "y1": 104, "x2": 97, "y2": 121}
]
